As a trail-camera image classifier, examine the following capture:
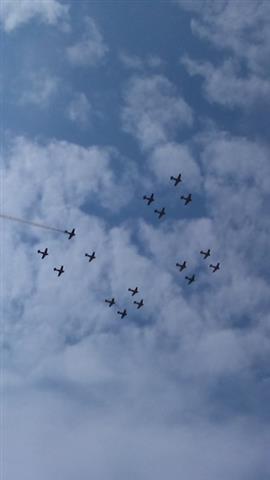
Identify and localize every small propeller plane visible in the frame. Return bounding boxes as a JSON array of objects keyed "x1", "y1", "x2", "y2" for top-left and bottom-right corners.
[
  {"x1": 200, "y1": 249, "x2": 211, "y2": 259},
  {"x1": 143, "y1": 193, "x2": 155, "y2": 205},
  {"x1": 154, "y1": 207, "x2": 166, "y2": 219},
  {"x1": 128, "y1": 287, "x2": 139, "y2": 296},
  {"x1": 65, "y1": 228, "x2": 76, "y2": 239},
  {"x1": 105, "y1": 297, "x2": 116, "y2": 307},
  {"x1": 54, "y1": 265, "x2": 64, "y2": 277},
  {"x1": 176, "y1": 261, "x2": 187, "y2": 272},
  {"x1": 37, "y1": 248, "x2": 48, "y2": 259},
  {"x1": 180, "y1": 194, "x2": 192, "y2": 205},
  {"x1": 170, "y1": 173, "x2": 182, "y2": 186},
  {"x1": 85, "y1": 251, "x2": 96, "y2": 262},
  {"x1": 117, "y1": 309, "x2": 127, "y2": 319},
  {"x1": 185, "y1": 274, "x2": 195, "y2": 285},
  {"x1": 134, "y1": 299, "x2": 144, "y2": 309},
  {"x1": 209, "y1": 262, "x2": 220, "y2": 273}
]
